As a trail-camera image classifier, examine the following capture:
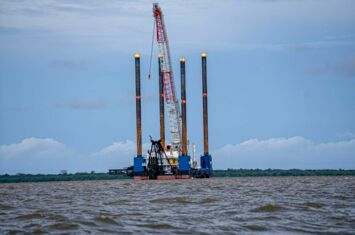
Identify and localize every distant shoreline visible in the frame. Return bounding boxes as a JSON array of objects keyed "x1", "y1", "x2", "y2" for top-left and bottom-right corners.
[{"x1": 1, "y1": 169, "x2": 354, "y2": 184}]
